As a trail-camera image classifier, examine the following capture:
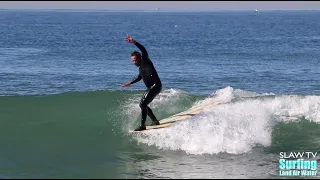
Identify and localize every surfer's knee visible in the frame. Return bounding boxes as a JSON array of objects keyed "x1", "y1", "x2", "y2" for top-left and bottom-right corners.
[{"x1": 139, "y1": 101, "x2": 147, "y2": 109}]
